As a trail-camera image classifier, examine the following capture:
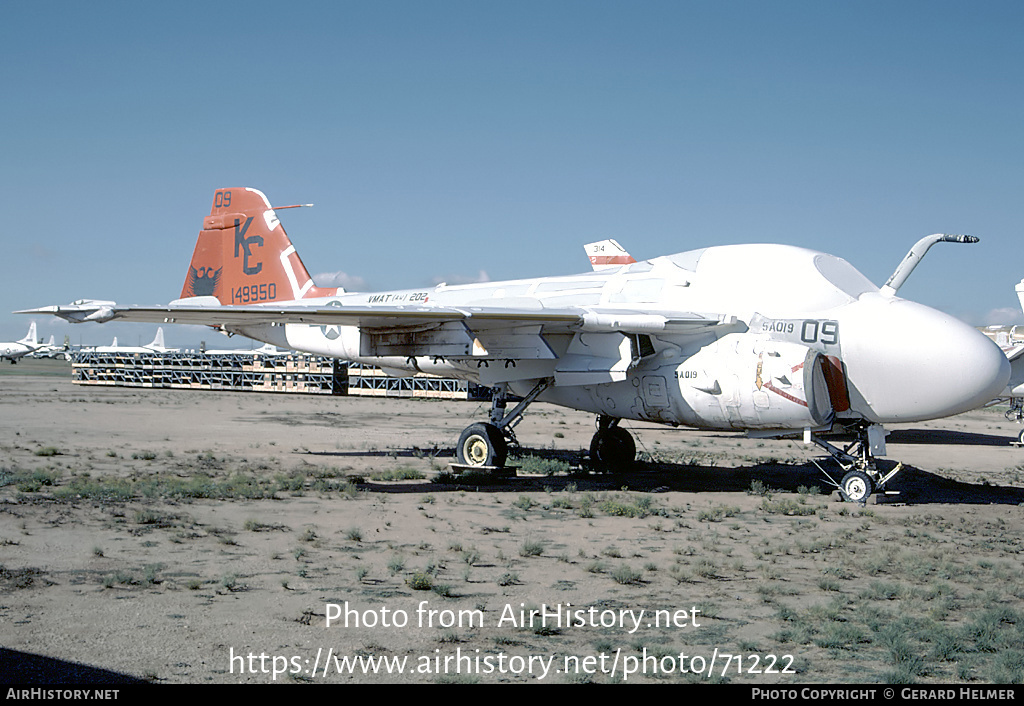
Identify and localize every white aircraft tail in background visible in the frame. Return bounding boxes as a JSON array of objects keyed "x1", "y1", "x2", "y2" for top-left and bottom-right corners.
[
  {"x1": 585, "y1": 239, "x2": 636, "y2": 271},
  {"x1": 989, "y1": 277, "x2": 1024, "y2": 444},
  {"x1": 1, "y1": 321, "x2": 41, "y2": 363},
  {"x1": 23, "y1": 187, "x2": 1012, "y2": 502},
  {"x1": 93, "y1": 327, "x2": 179, "y2": 354}
]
